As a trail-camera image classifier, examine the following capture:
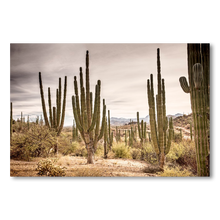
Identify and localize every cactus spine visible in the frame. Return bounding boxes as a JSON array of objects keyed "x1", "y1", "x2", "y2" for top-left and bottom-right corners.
[
  {"x1": 147, "y1": 48, "x2": 173, "y2": 168},
  {"x1": 179, "y1": 44, "x2": 210, "y2": 176},
  {"x1": 39, "y1": 72, "x2": 67, "y2": 136},
  {"x1": 72, "y1": 51, "x2": 106, "y2": 164}
]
